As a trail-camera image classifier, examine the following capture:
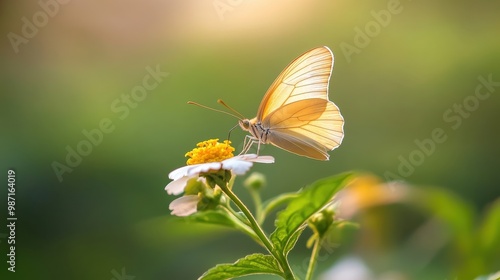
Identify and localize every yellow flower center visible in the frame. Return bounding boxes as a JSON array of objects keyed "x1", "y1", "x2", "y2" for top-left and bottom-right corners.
[{"x1": 185, "y1": 139, "x2": 235, "y2": 165}]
